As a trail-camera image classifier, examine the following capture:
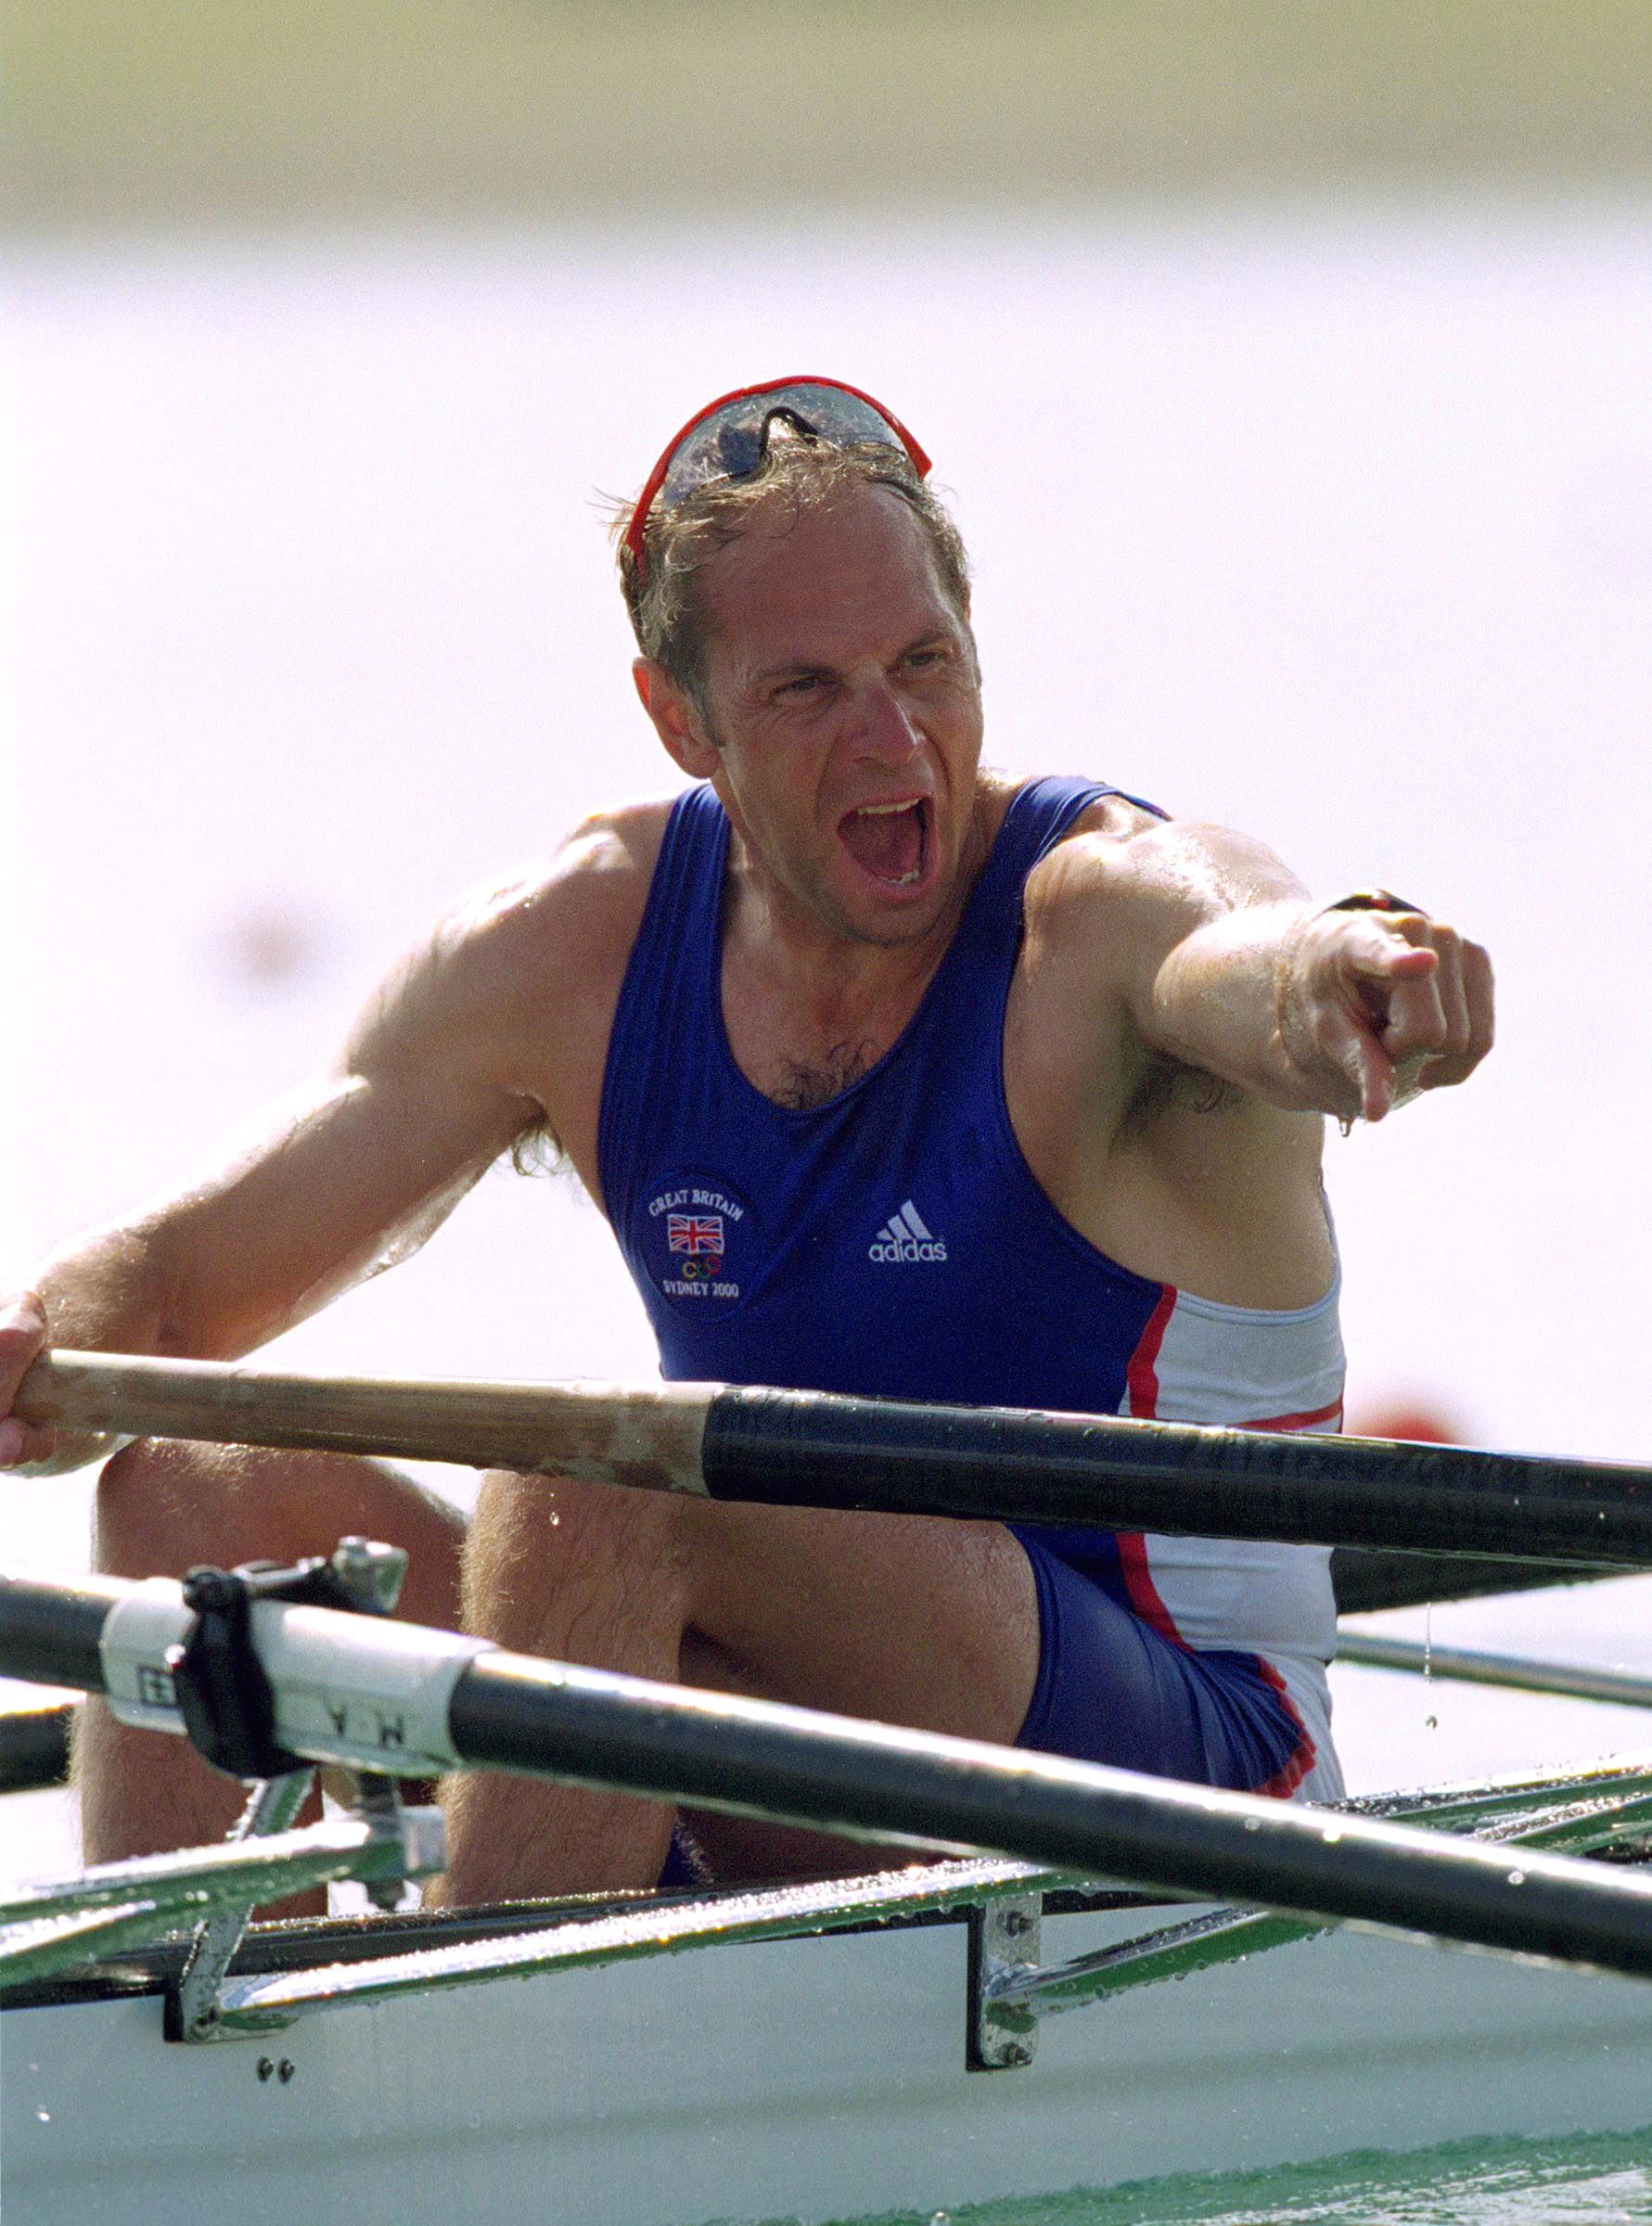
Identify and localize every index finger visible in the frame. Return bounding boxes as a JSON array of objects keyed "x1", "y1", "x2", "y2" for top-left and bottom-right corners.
[
  {"x1": 0, "y1": 1291, "x2": 48, "y2": 1393},
  {"x1": 1334, "y1": 915, "x2": 1441, "y2": 985},
  {"x1": 0, "y1": 1293, "x2": 56, "y2": 1469}
]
